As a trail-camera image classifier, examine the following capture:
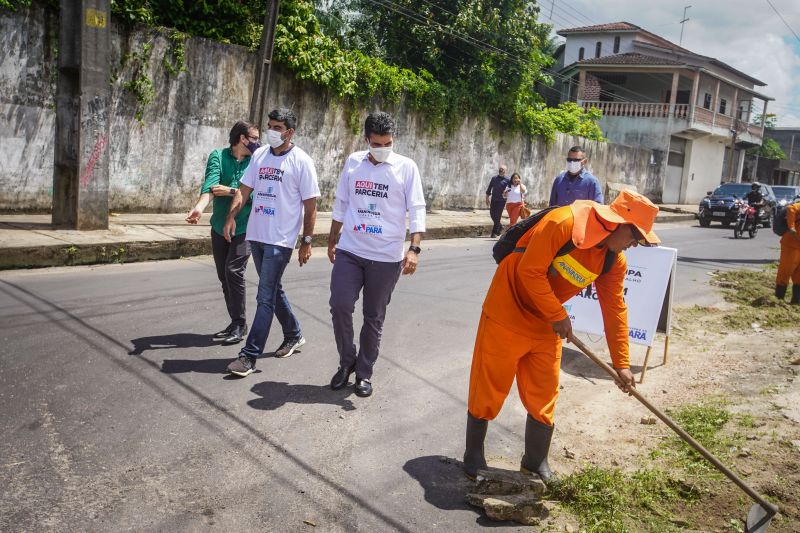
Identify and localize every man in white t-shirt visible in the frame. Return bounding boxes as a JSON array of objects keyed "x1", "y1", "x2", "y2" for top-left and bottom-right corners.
[
  {"x1": 327, "y1": 112, "x2": 427, "y2": 397},
  {"x1": 223, "y1": 108, "x2": 321, "y2": 377}
]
